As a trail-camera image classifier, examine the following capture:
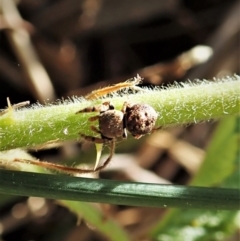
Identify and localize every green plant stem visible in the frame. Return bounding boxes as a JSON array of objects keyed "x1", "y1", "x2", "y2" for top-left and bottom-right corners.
[
  {"x1": 0, "y1": 76, "x2": 239, "y2": 151},
  {"x1": 0, "y1": 169, "x2": 239, "y2": 210}
]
